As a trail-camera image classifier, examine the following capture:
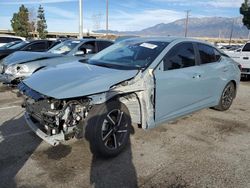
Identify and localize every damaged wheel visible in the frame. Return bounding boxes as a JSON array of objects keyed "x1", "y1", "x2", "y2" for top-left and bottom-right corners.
[{"x1": 85, "y1": 100, "x2": 131, "y2": 158}]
